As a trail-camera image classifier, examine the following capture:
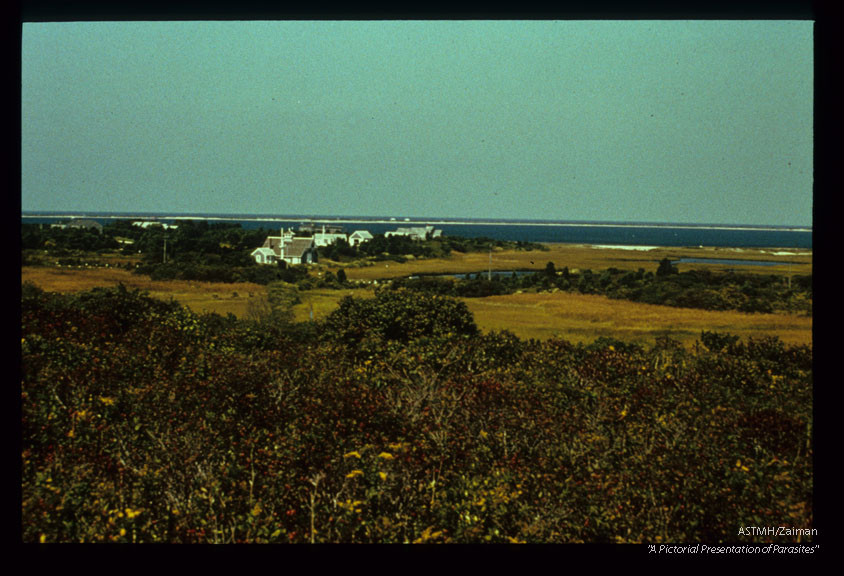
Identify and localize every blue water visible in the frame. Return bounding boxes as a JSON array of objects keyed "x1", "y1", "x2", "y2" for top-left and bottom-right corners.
[{"x1": 21, "y1": 212, "x2": 813, "y2": 250}]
